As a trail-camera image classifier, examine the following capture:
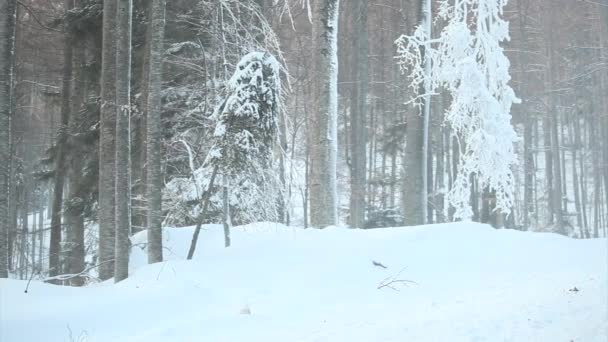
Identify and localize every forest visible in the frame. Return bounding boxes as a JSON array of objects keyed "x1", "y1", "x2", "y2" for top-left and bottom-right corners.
[{"x1": 0, "y1": 0, "x2": 607, "y2": 340}]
